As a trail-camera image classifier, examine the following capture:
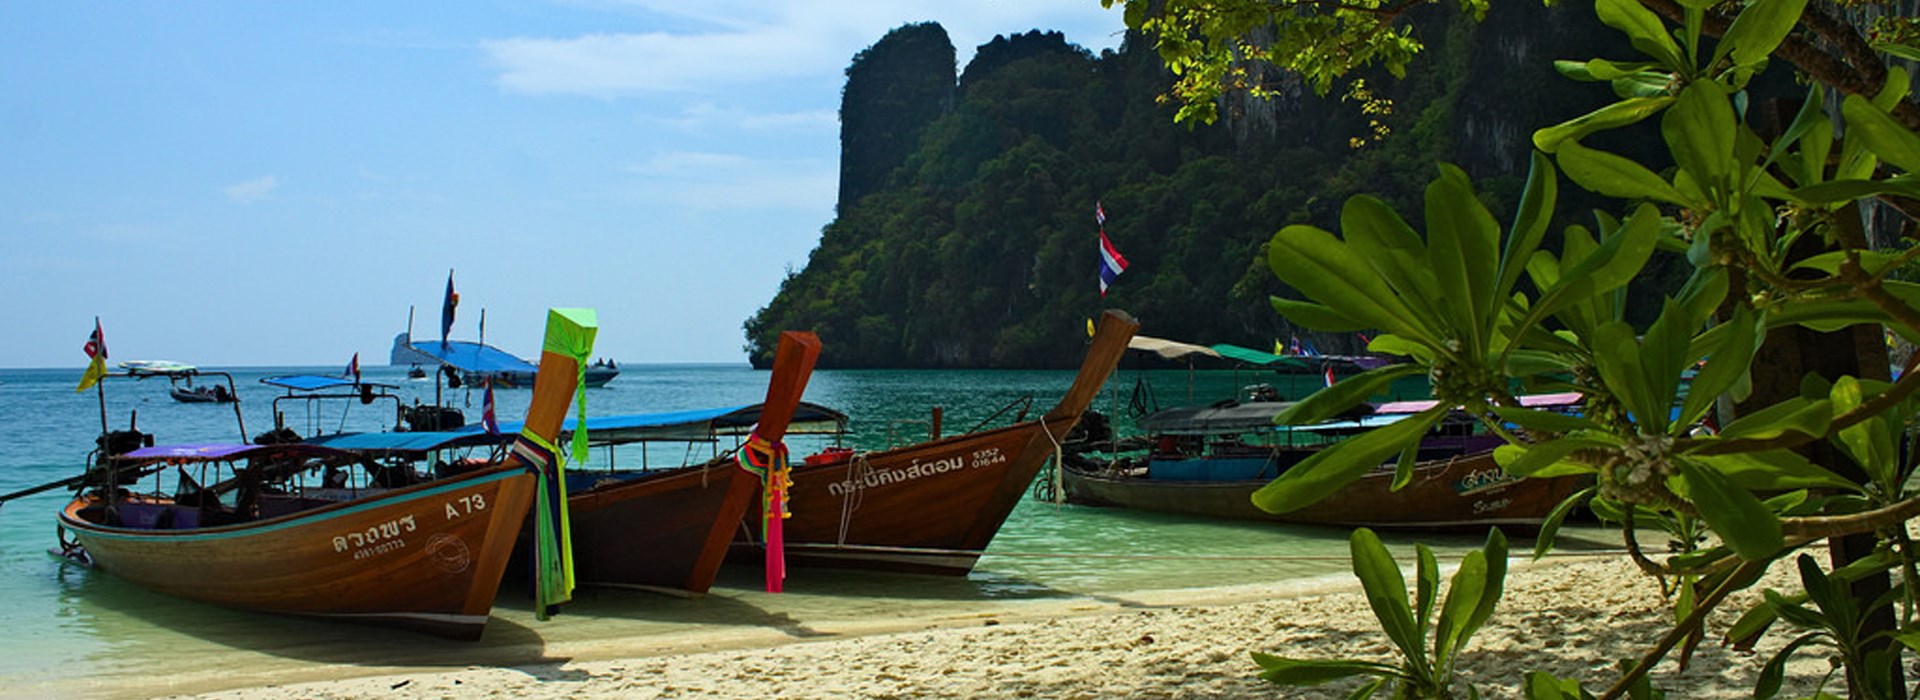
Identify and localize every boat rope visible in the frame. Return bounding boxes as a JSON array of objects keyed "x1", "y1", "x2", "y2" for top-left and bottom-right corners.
[
  {"x1": 1039, "y1": 417, "x2": 1065, "y2": 506},
  {"x1": 837, "y1": 452, "x2": 872, "y2": 547}
]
